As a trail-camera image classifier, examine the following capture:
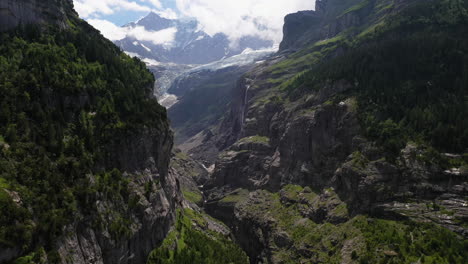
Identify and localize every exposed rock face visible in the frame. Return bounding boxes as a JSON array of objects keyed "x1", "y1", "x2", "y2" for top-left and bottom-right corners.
[
  {"x1": 53, "y1": 121, "x2": 181, "y2": 264},
  {"x1": 204, "y1": 73, "x2": 468, "y2": 261},
  {"x1": 335, "y1": 143, "x2": 468, "y2": 236},
  {"x1": 205, "y1": 186, "x2": 351, "y2": 263},
  {"x1": 185, "y1": 0, "x2": 468, "y2": 262},
  {"x1": 57, "y1": 167, "x2": 181, "y2": 264},
  {"x1": 2, "y1": 101, "x2": 181, "y2": 264},
  {"x1": 280, "y1": 10, "x2": 322, "y2": 52},
  {"x1": 0, "y1": 1, "x2": 183, "y2": 263},
  {"x1": 167, "y1": 46, "x2": 276, "y2": 146},
  {"x1": 279, "y1": 0, "x2": 421, "y2": 52},
  {"x1": 0, "y1": 0, "x2": 74, "y2": 31},
  {"x1": 168, "y1": 66, "x2": 252, "y2": 145},
  {"x1": 279, "y1": 0, "x2": 364, "y2": 52},
  {"x1": 104, "y1": 127, "x2": 173, "y2": 176},
  {"x1": 207, "y1": 71, "x2": 359, "y2": 192}
]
